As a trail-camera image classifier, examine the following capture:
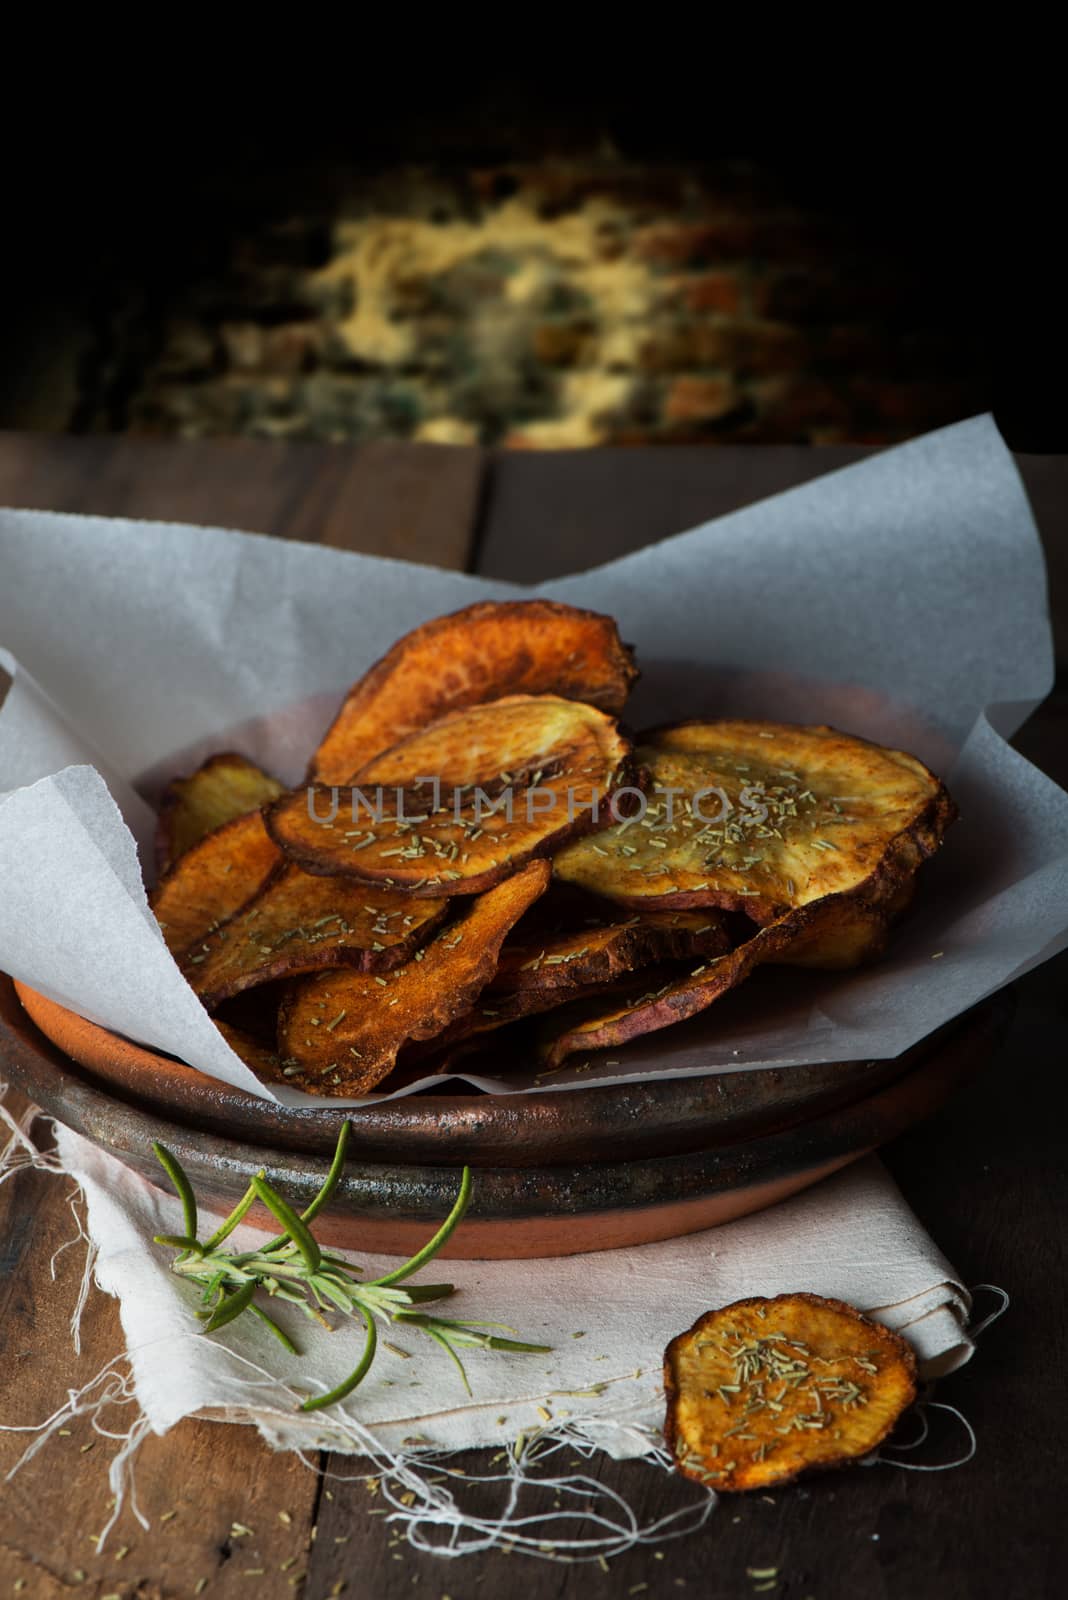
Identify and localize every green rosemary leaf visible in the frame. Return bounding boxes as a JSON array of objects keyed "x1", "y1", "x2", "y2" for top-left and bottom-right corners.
[
  {"x1": 251, "y1": 1177, "x2": 322, "y2": 1273},
  {"x1": 248, "y1": 1302, "x2": 299, "y2": 1354},
  {"x1": 391, "y1": 1311, "x2": 551, "y2": 1355},
  {"x1": 386, "y1": 1282, "x2": 457, "y2": 1305},
  {"x1": 261, "y1": 1121, "x2": 352, "y2": 1256},
  {"x1": 421, "y1": 1326, "x2": 473, "y2": 1395},
  {"x1": 152, "y1": 1233, "x2": 203, "y2": 1254},
  {"x1": 300, "y1": 1308, "x2": 377, "y2": 1413},
  {"x1": 369, "y1": 1167, "x2": 472, "y2": 1288},
  {"x1": 200, "y1": 1270, "x2": 226, "y2": 1305},
  {"x1": 480, "y1": 1335, "x2": 554, "y2": 1354},
  {"x1": 311, "y1": 1274, "x2": 357, "y2": 1315},
  {"x1": 152, "y1": 1143, "x2": 198, "y2": 1242},
  {"x1": 200, "y1": 1174, "x2": 265, "y2": 1252},
  {"x1": 154, "y1": 1148, "x2": 548, "y2": 1412},
  {"x1": 203, "y1": 1279, "x2": 257, "y2": 1333}
]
